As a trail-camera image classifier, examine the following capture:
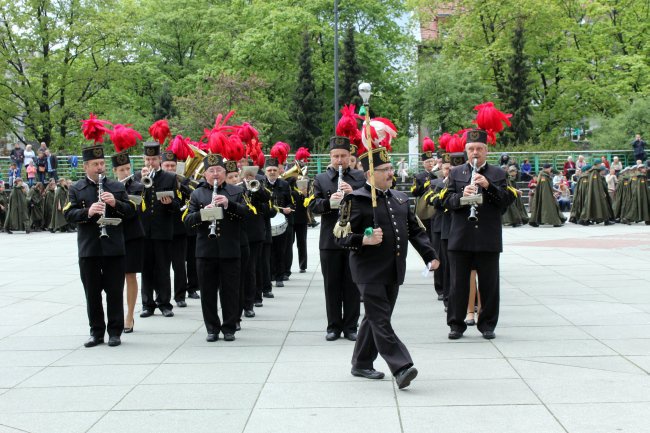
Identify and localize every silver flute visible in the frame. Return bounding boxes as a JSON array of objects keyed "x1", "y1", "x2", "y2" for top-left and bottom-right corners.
[
  {"x1": 97, "y1": 174, "x2": 109, "y2": 238},
  {"x1": 208, "y1": 179, "x2": 219, "y2": 239}
]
